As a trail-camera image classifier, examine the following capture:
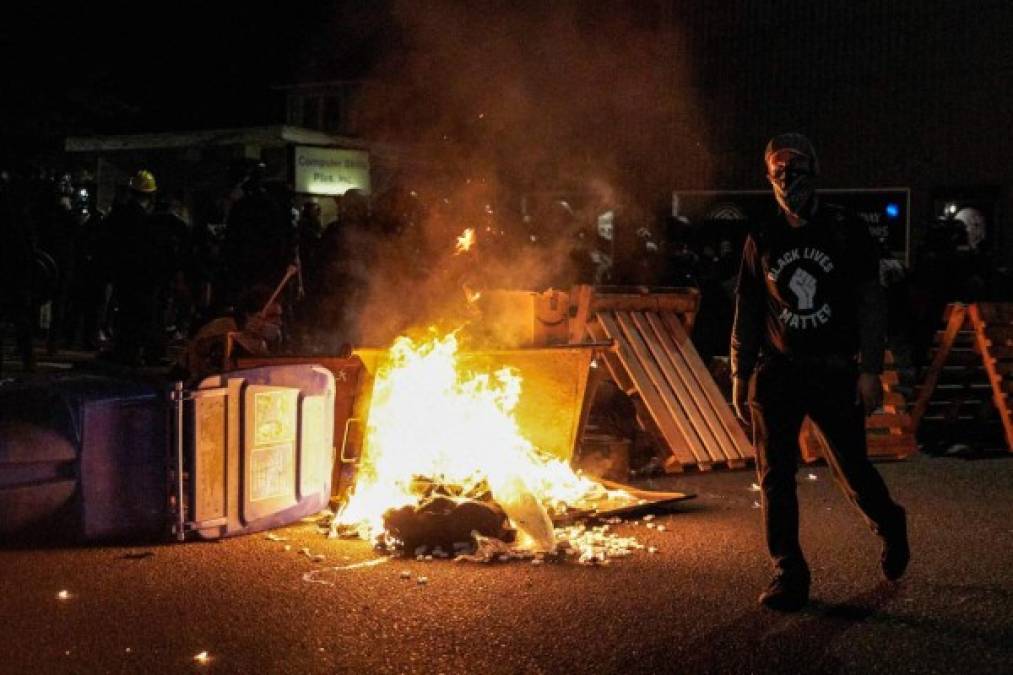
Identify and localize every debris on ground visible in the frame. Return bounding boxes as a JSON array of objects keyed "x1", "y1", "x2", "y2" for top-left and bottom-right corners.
[
  {"x1": 454, "y1": 531, "x2": 515, "y2": 563},
  {"x1": 302, "y1": 558, "x2": 392, "y2": 585},
  {"x1": 382, "y1": 496, "x2": 513, "y2": 554}
]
